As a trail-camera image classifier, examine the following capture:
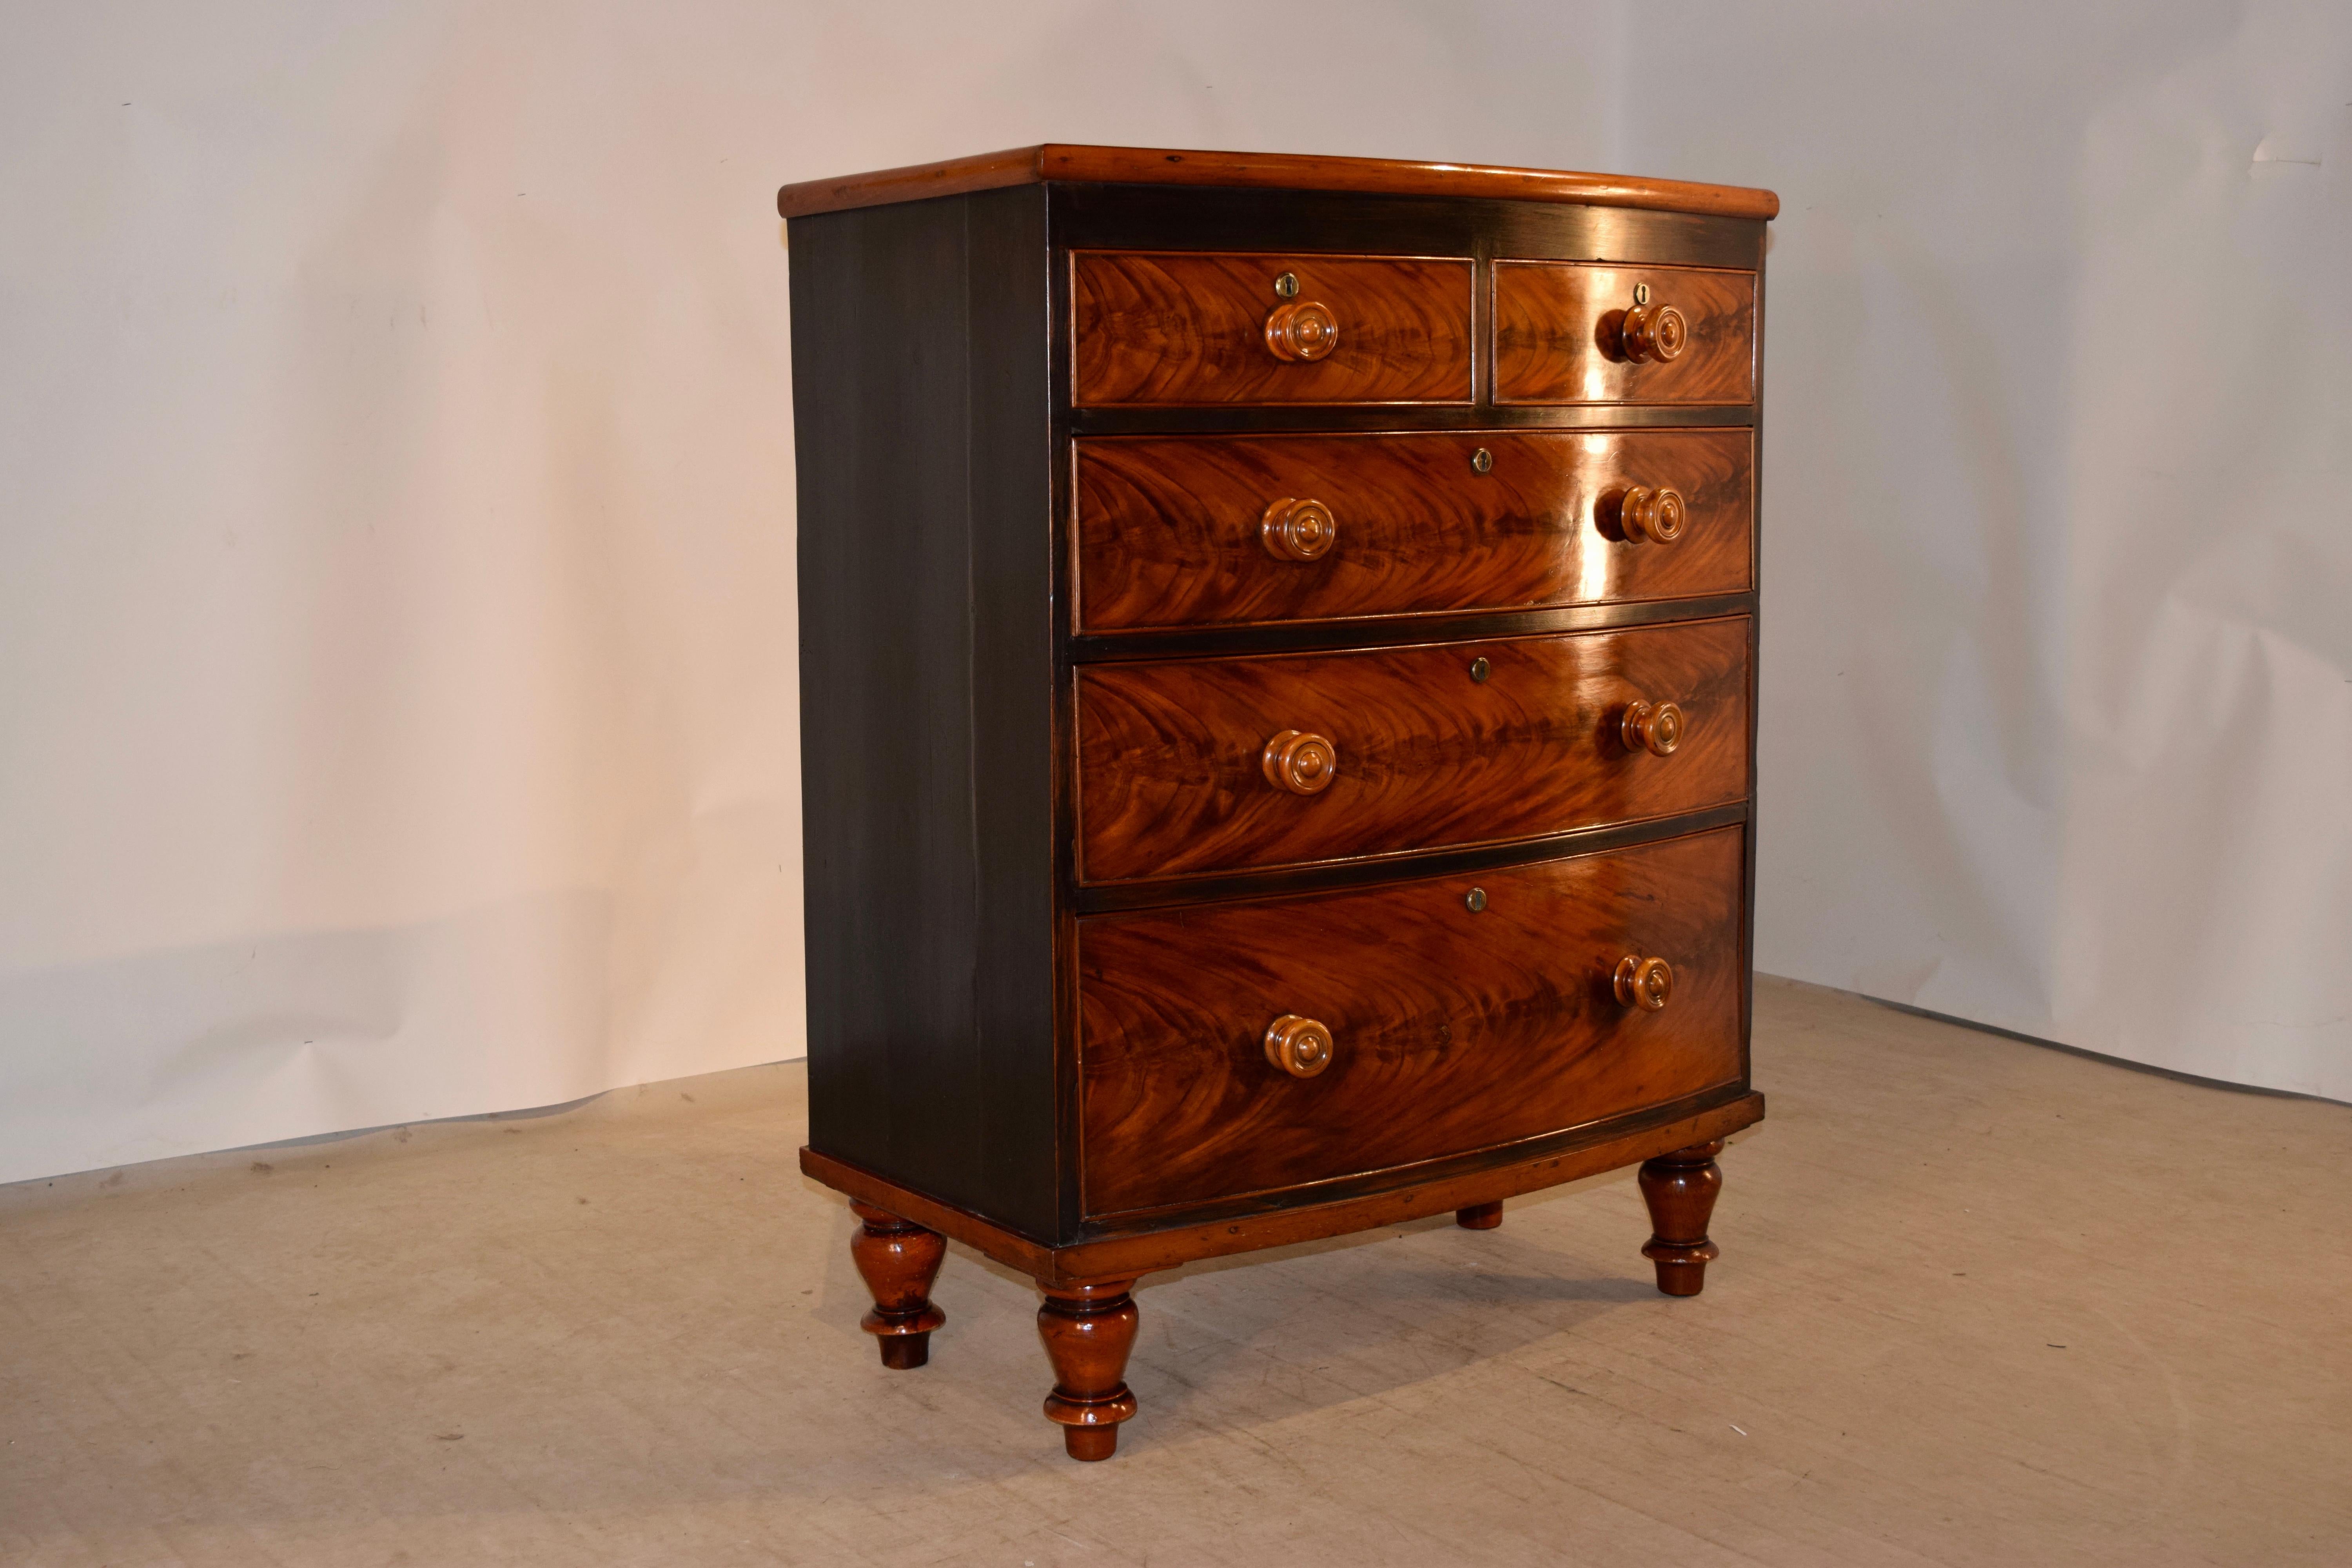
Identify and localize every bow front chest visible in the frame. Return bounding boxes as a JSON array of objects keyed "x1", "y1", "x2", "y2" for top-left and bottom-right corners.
[{"x1": 779, "y1": 145, "x2": 1776, "y2": 1460}]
